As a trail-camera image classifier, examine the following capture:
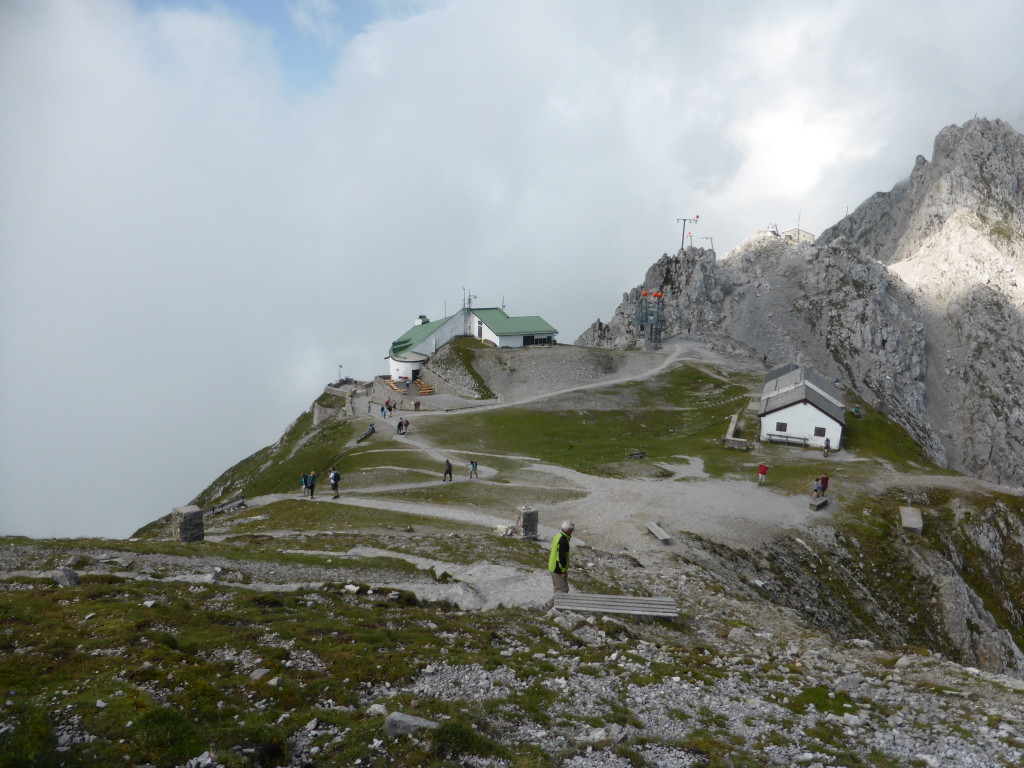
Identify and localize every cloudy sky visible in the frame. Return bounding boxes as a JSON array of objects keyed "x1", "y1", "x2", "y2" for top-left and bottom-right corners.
[{"x1": 2, "y1": 0, "x2": 1023, "y2": 539}]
